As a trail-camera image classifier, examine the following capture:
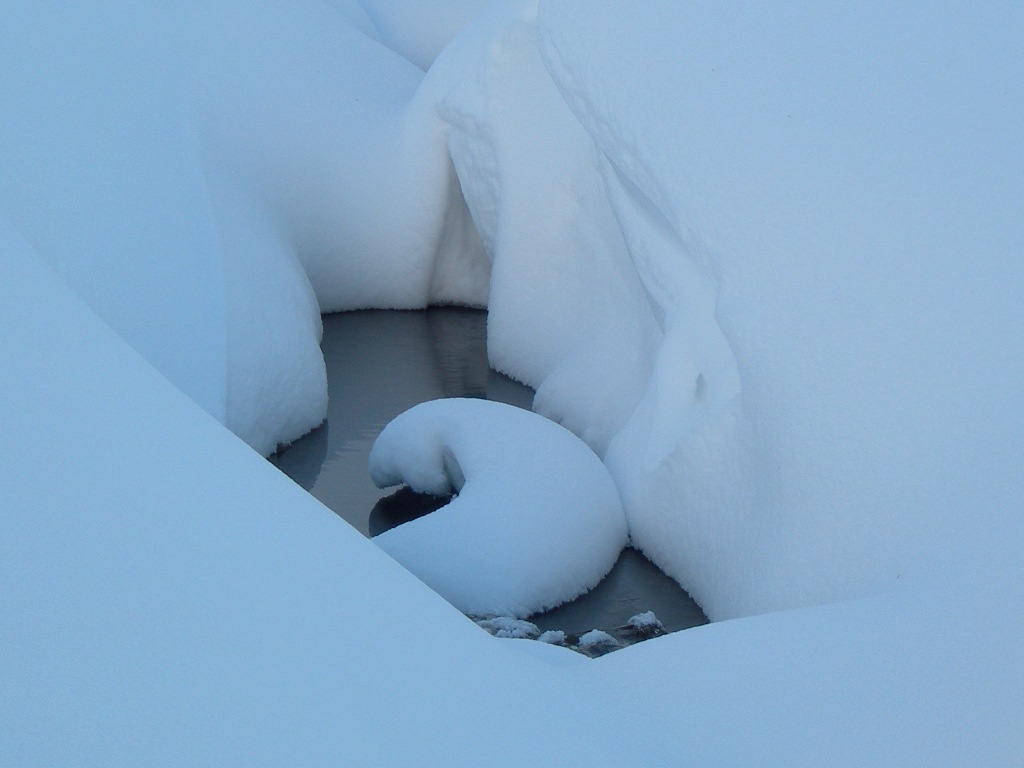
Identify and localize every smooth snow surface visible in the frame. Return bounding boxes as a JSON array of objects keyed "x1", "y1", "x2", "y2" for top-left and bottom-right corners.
[
  {"x1": 370, "y1": 398, "x2": 628, "y2": 617},
  {"x1": 4, "y1": 0, "x2": 1024, "y2": 764},
  {"x1": 0, "y1": 1, "x2": 492, "y2": 455},
  {"x1": 534, "y1": 0, "x2": 1024, "y2": 620}
]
